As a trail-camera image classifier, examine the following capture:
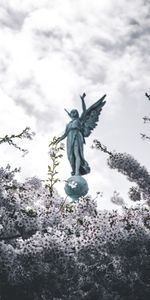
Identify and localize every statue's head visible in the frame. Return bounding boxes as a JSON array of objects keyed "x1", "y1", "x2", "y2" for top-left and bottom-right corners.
[{"x1": 70, "y1": 109, "x2": 79, "y2": 119}]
